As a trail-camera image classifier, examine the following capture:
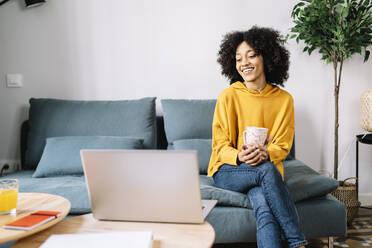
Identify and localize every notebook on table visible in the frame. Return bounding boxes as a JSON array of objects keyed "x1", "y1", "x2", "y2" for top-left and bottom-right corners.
[
  {"x1": 4, "y1": 211, "x2": 61, "y2": 230},
  {"x1": 80, "y1": 150, "x2": 217, "y2": 224},
  {"x1": 40, "y1": 231, "x2": 153, "y2": 248}
]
